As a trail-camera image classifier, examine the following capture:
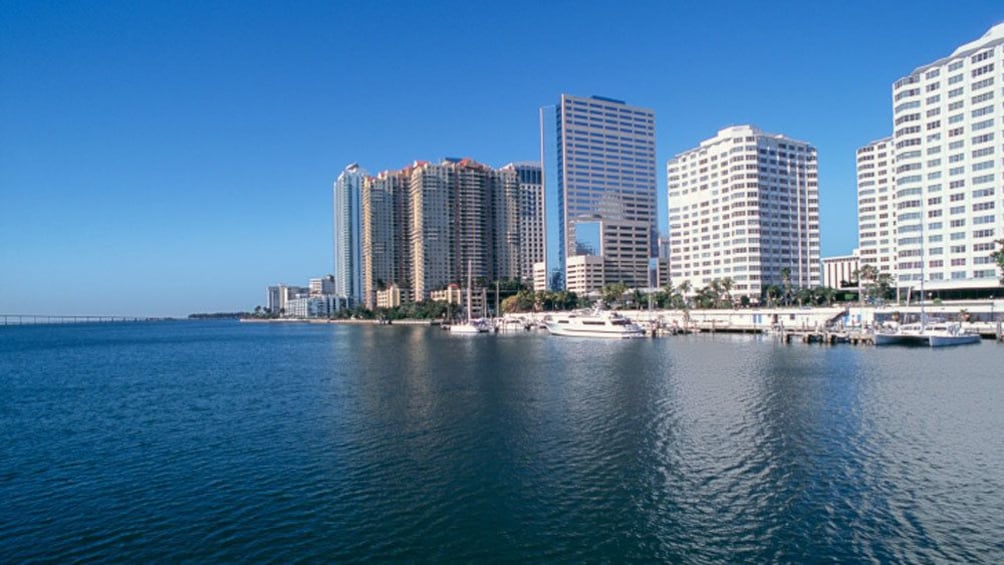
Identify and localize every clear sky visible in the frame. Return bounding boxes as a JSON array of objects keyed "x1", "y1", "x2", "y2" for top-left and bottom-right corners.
[{"x1": 2, "y1": 1, "x2": 1003, "y2": 317}]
